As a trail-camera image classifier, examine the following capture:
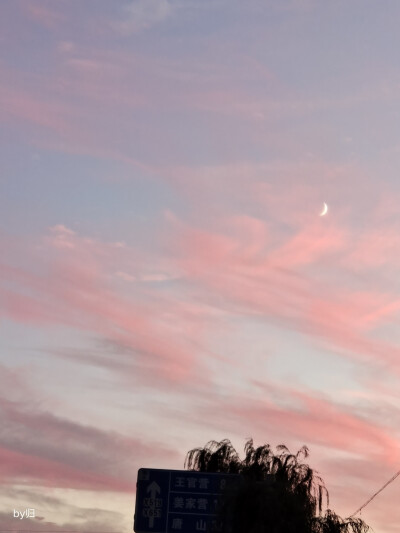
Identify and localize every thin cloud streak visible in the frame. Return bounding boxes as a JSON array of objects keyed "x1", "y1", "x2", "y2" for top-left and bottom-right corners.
[{"x1": 0, "y1": 366, "x2": 178, "y2": 492}]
